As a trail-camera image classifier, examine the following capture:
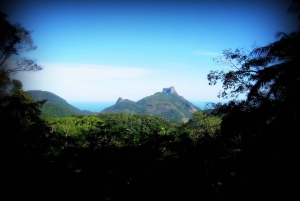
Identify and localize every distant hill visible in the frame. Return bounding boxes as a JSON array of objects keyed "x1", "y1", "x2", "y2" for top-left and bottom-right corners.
[
  {"x1": 27, "y1": 90, "x2": 94, "y2": 117},
  {"x1": 101, "y1": 86, "x2": 201, "y2": 122}
]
